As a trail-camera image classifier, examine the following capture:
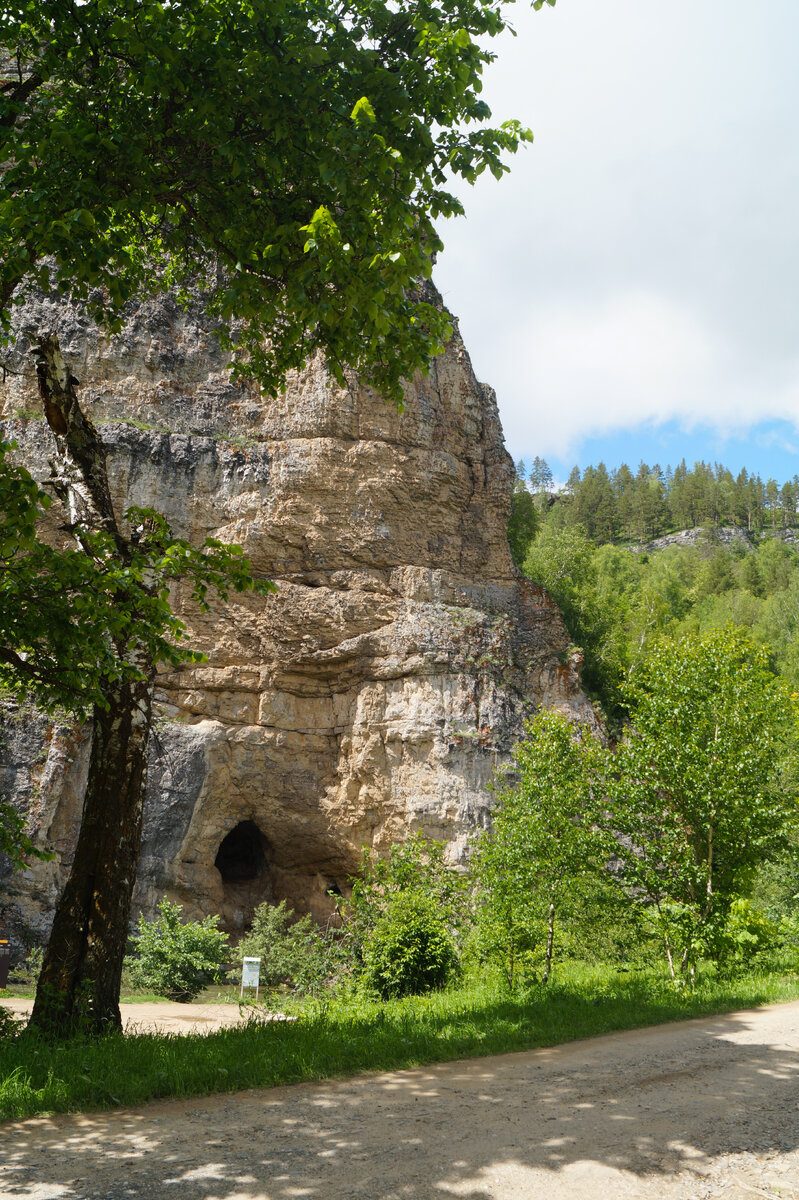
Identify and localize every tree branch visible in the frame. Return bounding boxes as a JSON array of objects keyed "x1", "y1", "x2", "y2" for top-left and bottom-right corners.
[{"x1": 30, "y1": 333, "x2": 126, "y2": 554}]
